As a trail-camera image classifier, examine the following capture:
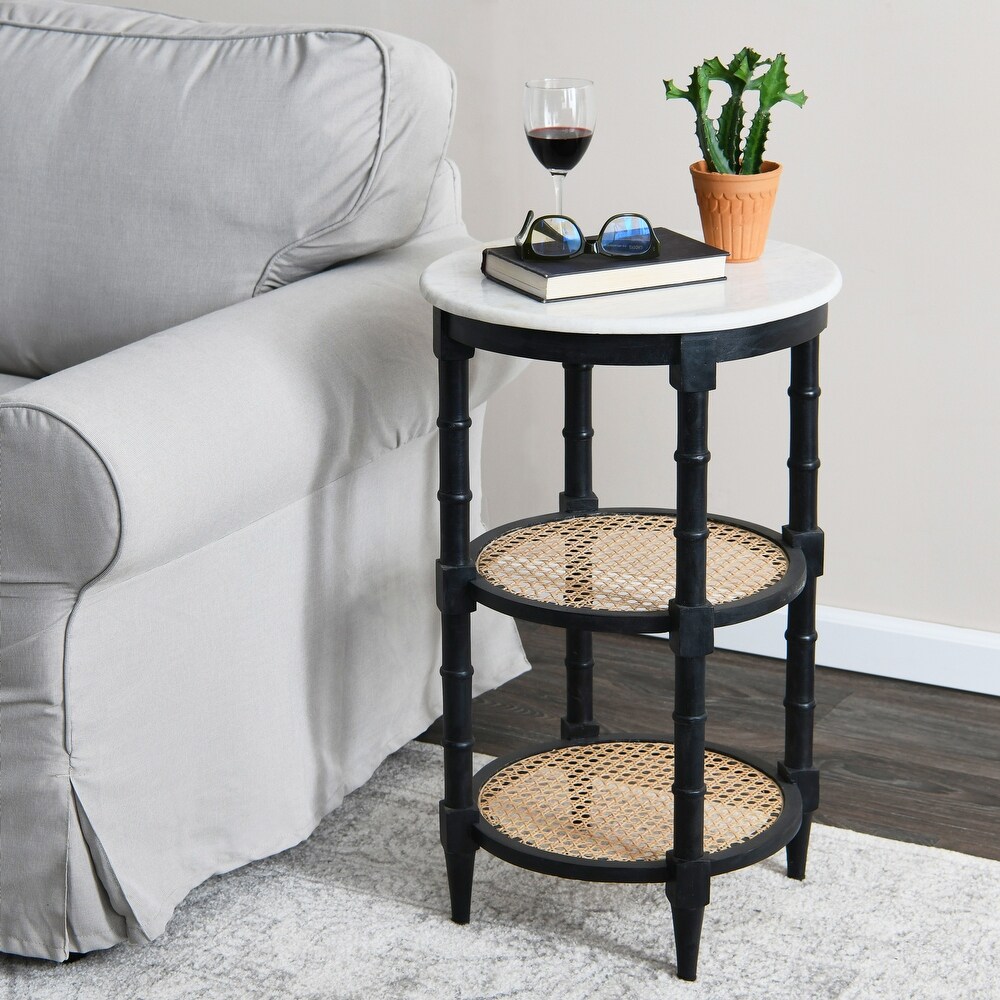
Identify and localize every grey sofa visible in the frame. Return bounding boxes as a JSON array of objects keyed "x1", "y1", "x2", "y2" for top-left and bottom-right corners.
[{"x1": 0, "y1": 1, "x2": 529, "y2": 960}]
